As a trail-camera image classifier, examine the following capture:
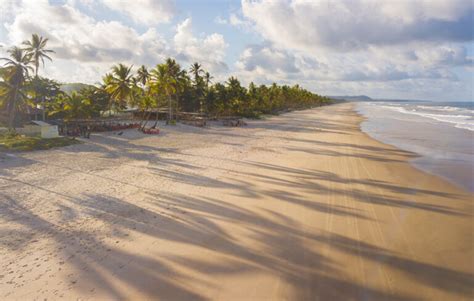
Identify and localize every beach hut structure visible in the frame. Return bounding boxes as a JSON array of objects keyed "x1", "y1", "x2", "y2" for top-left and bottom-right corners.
[{"x1": 19, "y1": 120, "x2": 60, "y2": 138}]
